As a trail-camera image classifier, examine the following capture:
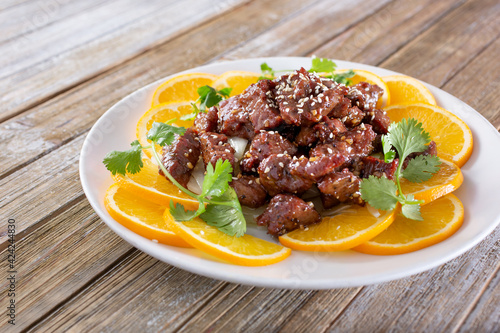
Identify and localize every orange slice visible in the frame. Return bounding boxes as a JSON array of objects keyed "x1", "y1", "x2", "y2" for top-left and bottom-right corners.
[
  {"x1": 278, "y1": 205, "x2": 396, "y2": 251},
  {"x1": 163, "y1": 211, "x2": 291, "y2": 266},
  {"x1": 382, "y1": 75, "x2": 436, "y2": 106},
  {"x1": 334, "y1": 69, "x2": 390, "y2": 108},
  {"x1": 401, "y1": 158, "x2": 463, "y2": 204},
  {"x1": 105, "y1": 183, "x2": 191, "y2": 247},
  {"x1": 353, "y1": 194, "x2": 463, "y2": 255},
  {"x1": 384, "y1": 103, "x2": 473, "y2": 167},
  {"x1": 136, "y1": 101, "x2": 194, "y2": 158},
  {"x1": 112, "y1": 158, "x2": 199, "y2": 211},
  {"x1": 212, "y1": 70, "x2": 260, "y2": 96},
  {"x1": 151, "y1": 73, "x2": 217, "y2": 107}
]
